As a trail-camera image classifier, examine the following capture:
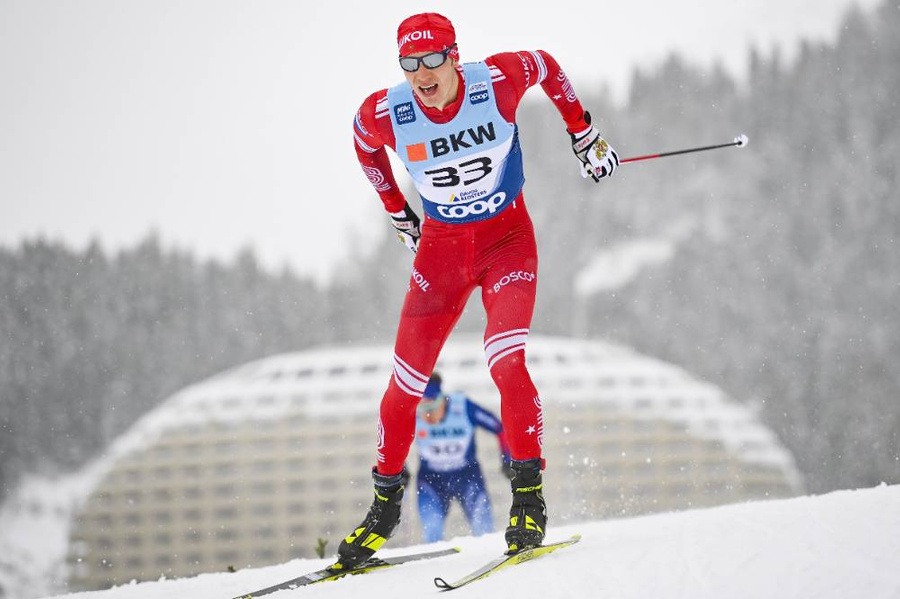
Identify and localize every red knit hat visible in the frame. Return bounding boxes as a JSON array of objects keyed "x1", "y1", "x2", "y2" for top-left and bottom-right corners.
[{"x1": 397, "y1": 13, "x2": 459, "y2": 60}]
